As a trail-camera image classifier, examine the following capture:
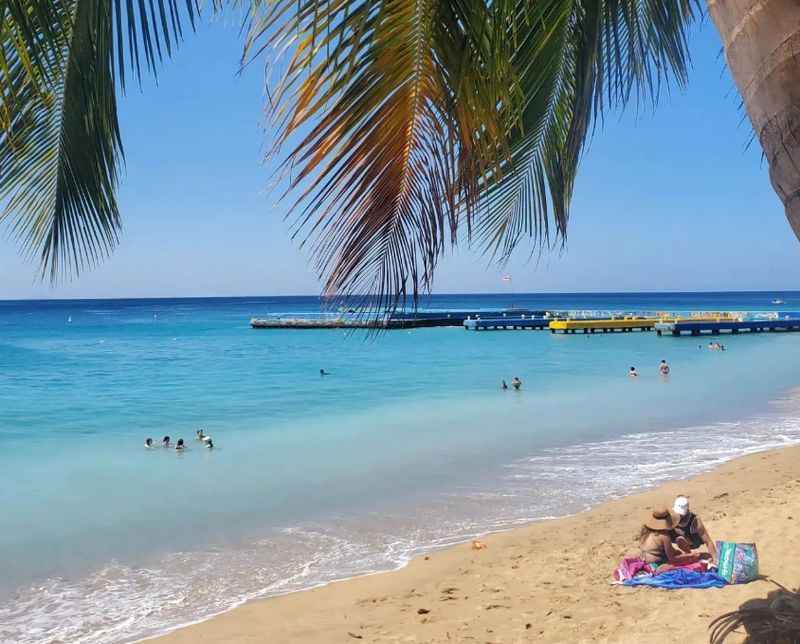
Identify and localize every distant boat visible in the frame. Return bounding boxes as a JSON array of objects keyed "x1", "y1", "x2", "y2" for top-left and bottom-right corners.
[{"x1": 772, "y1": 299, "x2": 785, "y2": 305}]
